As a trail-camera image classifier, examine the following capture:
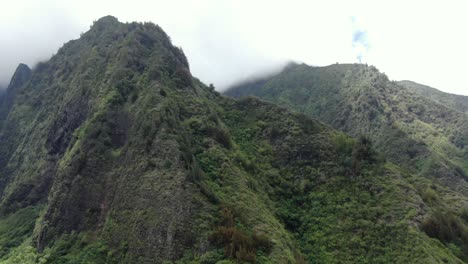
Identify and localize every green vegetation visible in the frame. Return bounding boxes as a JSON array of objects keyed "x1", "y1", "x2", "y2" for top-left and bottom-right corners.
[
  {"x1": 226, "y1": 63, "x2": 468, "y2": 183},
  {"x1": 0, "y1": 206, "x2": 41, "y2": 258},
  {"x1": 209, "y1": 208, "x2": 272, "y2": 262},
  {"x1": 422, "y1": 210, "x2": 468, "y2": 260},
  {"x1": 399, "y1": 80, "x2": 468, "y2": 115},
  {"x1": 0, "y1": 16, "x2": 466, "y2": 264},
  {"x1": 226, "y1": 62, "x2": 468, "y2": 263}
]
